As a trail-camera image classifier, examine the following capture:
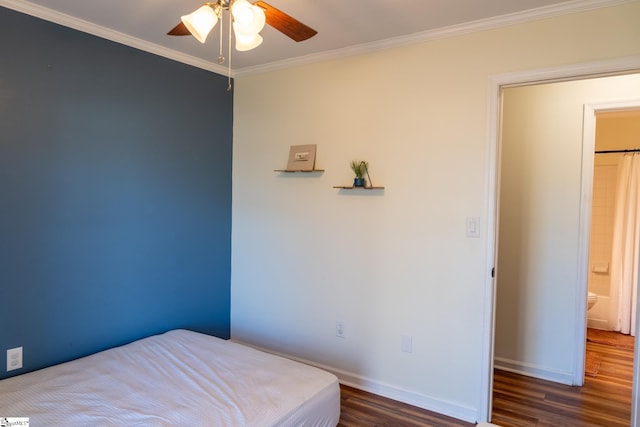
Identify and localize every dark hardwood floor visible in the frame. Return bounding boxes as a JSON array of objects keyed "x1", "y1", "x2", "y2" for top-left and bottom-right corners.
[
  {"x1": 492, "y1": 329, "x2": 634, "y2": 427},
  {"x1": 338, "y1": 384, "x2": 474, "y2": 427},
  {"x1": 337, "y1": 329, "x2": 634, "y2": 426}
]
